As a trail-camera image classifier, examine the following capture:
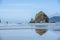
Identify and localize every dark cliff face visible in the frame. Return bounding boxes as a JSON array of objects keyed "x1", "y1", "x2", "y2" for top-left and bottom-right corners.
[{"x1": 30, "y1": 11, "x2": 49, "y2": 23}]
